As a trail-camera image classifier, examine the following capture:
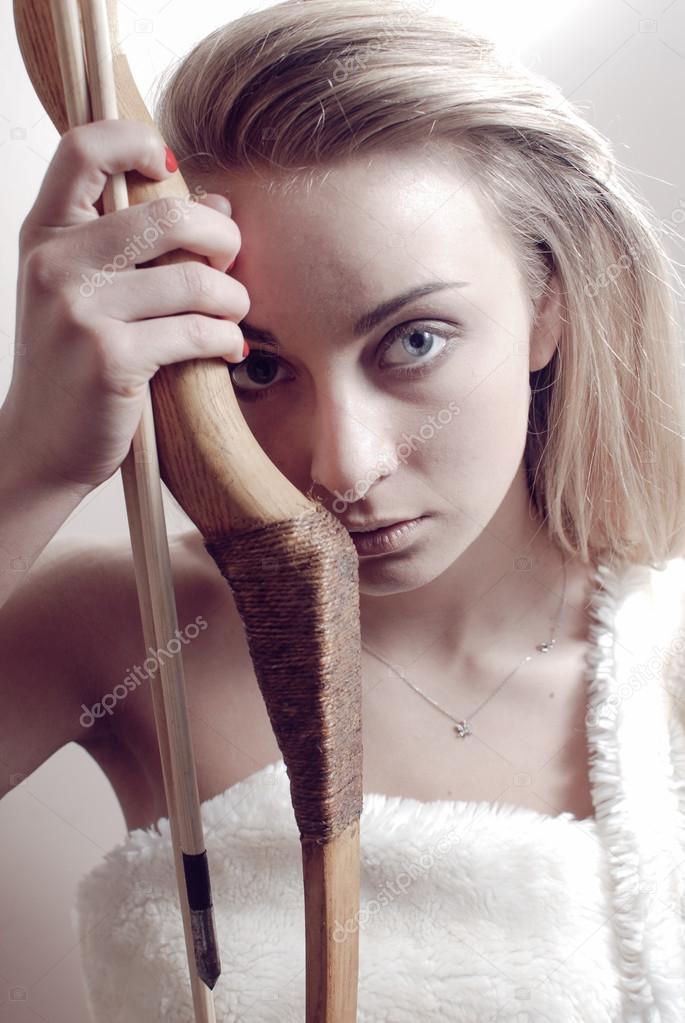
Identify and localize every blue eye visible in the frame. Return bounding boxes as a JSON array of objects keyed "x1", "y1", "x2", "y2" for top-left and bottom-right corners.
[
  {"x1": 228, "y1": 320, "x2": 461, "y2": 402},
  {"x1": 379, "y1": 324, "x2": 450, "y2": 371}
]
